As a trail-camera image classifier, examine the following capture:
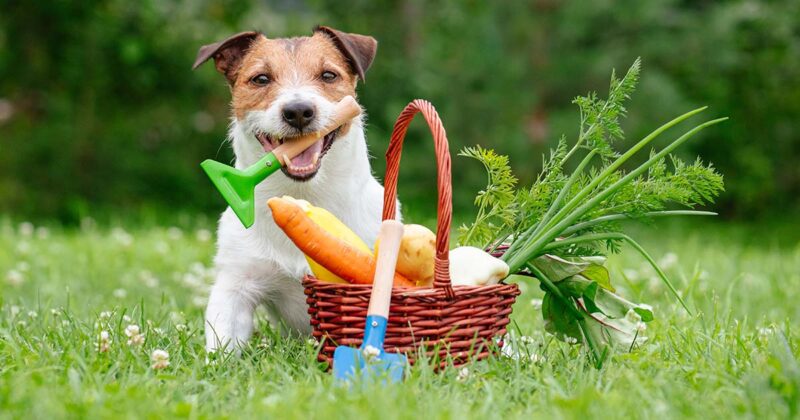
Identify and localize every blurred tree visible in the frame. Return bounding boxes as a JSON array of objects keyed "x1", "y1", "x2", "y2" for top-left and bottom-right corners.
[{"x1": 0, "y1": 0, "x2": 797, "y2": 222}]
